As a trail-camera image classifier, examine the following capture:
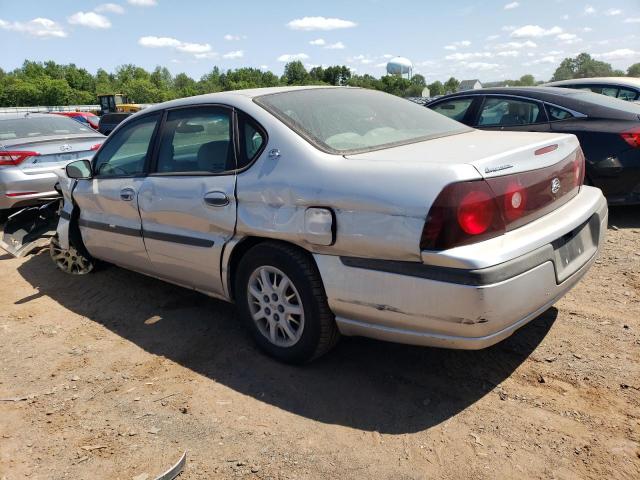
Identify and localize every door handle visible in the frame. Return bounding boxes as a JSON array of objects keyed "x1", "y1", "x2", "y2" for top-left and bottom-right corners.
[
  {"x1": 204, "y1": 191, "x2": 230, "y2": 207},
  {"x1": 120, "y1": 188, "x2": 135, "y2": 201}
]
